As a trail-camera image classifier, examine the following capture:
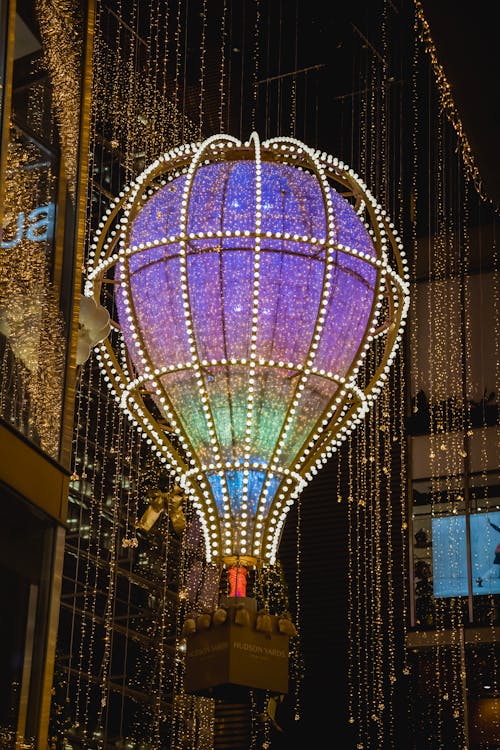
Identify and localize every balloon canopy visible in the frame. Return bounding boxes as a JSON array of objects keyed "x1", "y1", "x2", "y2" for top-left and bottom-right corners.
[{"x1": 85, "y1": 132, "x2": 409, "y2": 569}]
